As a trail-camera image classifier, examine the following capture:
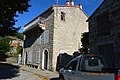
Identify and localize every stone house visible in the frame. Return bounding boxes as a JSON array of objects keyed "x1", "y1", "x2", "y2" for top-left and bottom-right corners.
[
  {"x1": 9, "y1": 39, "x2": 23, "y2": 55},
  {"x1": 23, "y1": 2, "x2": 88, "y2": 71},
  {"x1": 87, "y1": 0, "x2": 120, "y2": 68},
  {"x1": 10, "y1": 40, "x2": 23, "y2": 47}
]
